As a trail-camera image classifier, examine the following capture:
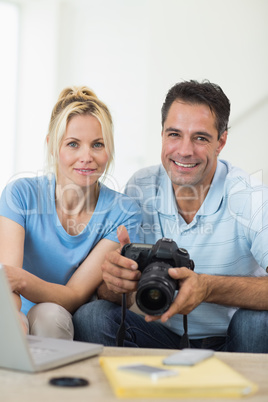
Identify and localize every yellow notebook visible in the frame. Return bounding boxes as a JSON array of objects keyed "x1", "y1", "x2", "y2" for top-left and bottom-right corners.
[{"x1": 99, "y1": 355, "x2": 258, "y2": 398}]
